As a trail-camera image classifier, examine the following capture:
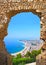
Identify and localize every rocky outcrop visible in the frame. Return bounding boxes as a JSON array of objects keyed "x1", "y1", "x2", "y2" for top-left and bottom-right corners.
[
  {"x1": 36, "y1": 5, "x2": 46, "y2": 65},
  {"x1": 0, "y1": 0, "x2": 46, "y2": 65}
]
